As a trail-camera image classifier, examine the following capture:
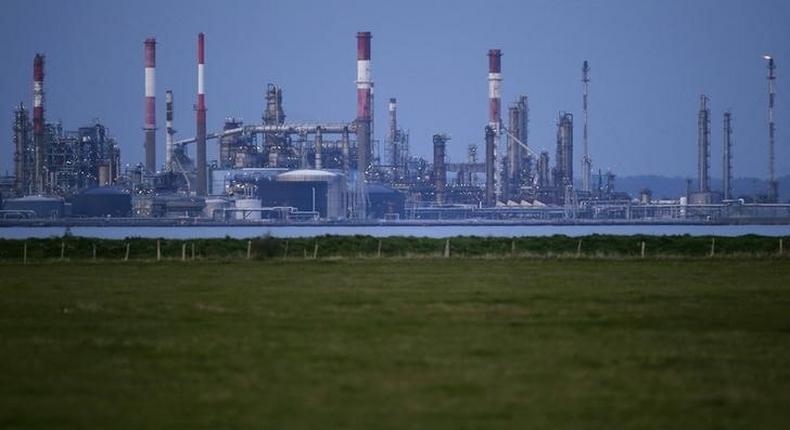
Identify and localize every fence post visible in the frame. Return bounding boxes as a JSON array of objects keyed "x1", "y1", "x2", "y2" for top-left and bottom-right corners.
[
  {"x1": 191, "y1": 243, "x2": 196, "y2": 260},
  {"x1": 23, "y1": 242, "x2": 27, "y2": 265},
  {"x1": 60, "y1": 240, "x2": 65, "y2": 261},
  {"x1": 313, "y1": 241, "x2": 318, "y2": 260},
  {"x1": 577, "y1": 239, "x2": 583, "y2": 258},
  {"x1": 444, "y1": 239, "x2": 450, "y2": 258},
  {"x1": 182, "y1": 243, "x2": 187, "y2": 261},
  {"x1": 780, "y1": 238, "x2": 784, "y2": 256},
  {"x1": 283, "y1": 241, "x2": 289, "y2": 260},
  {"x1": 511, "y1": 239, "x2": 516, "y2": 256},
  {"x1": 377, "y1": 240, "x2": 382, "y2": 258},
  {"x1": 710, "y1": 237, "x2": 715, "y2": 257},
  {"x1": 157, "y1": 240, "x2": 161, "y2": 261},
  {"x1": 124, "y1": 242, "x2": 130, "y2": 261},
  {"x1": 641, "y1": 241, "x2": 646, "y2": 259},
  {"x1": 92, "y1": 243, "x2": 97, "y2": 261},
  {"x1": 247, "y1": 240, "x2": 252, "y2": 260}
]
